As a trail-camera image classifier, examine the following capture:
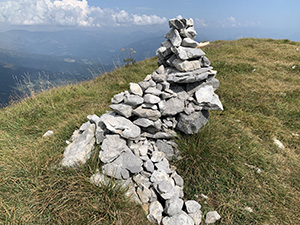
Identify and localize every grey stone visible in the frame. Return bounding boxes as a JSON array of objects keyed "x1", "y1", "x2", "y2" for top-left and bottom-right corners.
[
  {"x1": 147, "y1": 201, "x2": 164, "y2": 224},
  {"x1": 113, "y1": 150, "x2": 143, "y2": 174},
  {"x1": 172, "y1": 46, "x2": 205, "y2": 60},
  {"x1": 79, "y1": 121, "x2": 91, "y2": 132},
  {"x1": 153, "y1": 119, "x2": 162, "y2": 130},
  {"x1": 151, "y1": 151, "x2": 166, "y2": 163},
  {"x1": 155, "y1": 158, "x2": 171, "y2": 173},
  {"x1": 162, "y1": 211, "x2": 194, "y2": 225},
  {"x1": 160, "y1": 98, "x2": 184, "y2": 116},
  {"x1": 170, "y1": 85, "x2": 189, "y2": 100},
  {"x1": 144, "y1": 159, "x2": 155, "y2": 173},
  {"x1": 156, "y1": 65, "x2": 165, "y2": 74},
  {"x1": 185, "y1": 200, "x2": 201, "y2": 214},
  {"x1": 161, "y1": 40, "x2": 173, "y2": 48},
  {"x1": 62, "y1": 123, "x2": 95, "y2": 168},
  {"x1": 129, "y1": 83, "x2": 143, "y2": 96},
  {"x1": 144, "y1": 94, "x2": 161, "y2": 104},
  {"x1": 150, "y1": 170, "x2": 169, "y2": 183},
  {"x1": 111, "y1": 92, "x2": 125, "y2": 104},
  {"x1": 110, "y1": 103, "x2": 133, "y2": 118},
  {"x1": 99, "y1": 134, "x2": 129, "y2": 163},
  {"x1": 172, "y1": 173, "x2": 184, "y2": 187},
  {"x1": 156, "y1": 180, "x2": 177, "y2": 200},
  {"x1": 138, "y1": 144, "x2": 149, "y2": 156},
  {"x1": 137, "y1": 187, "x2": 150, "y2": 204},
  {"x1": 182, "y1": 38, "x2": 199, "y2": 48},
  {"x1": 133, "y1": 174, "x2": 151, "y2": 189},
  {"x1": 95, "y1": 124, "x2": 105, "y2": 144},
  {"x1": 186, "y1": 78, "x2": 220, "y2": 95},
  {"x1": 169, "y1": 18, "x2": 187, "y2": 30},
  {"x1": 125, "y1": 185, "x2": 141, "y2": 204},
  {"x1": 102, "y1": 163, "x2": 129, "y2": 179},
  {"x1": 133, "y1": 118, "x2": 154, "y2": 128},
  {"x1": 166, "y1": 54, "x2": 177, "y2": 67},
  {"x1": 156, "y1": 140, "x2": 175, "y2": 160},
  {"x1": 165, "y1": 29, "x2": 182, "y2": 47},
  {"x1": 138, "y1": 81, "x2": 151, "y2": 90},
  {"x1": 124, "y1": 94, "x2": 144, "y2": 106},
  {"x1": 141, "y1": 103, "x2": 158, "y2": 110},
  {"x1": 205, "y1": 211, "x2": 221, "y2": 224},
  {"x1": 145, "y1": 87, "x2": 162, "y2": 96},
  {"x1": 176, "y1": 110, "x2": 209, "y2": 134},
  {"x1": 152, "y1": 73, "x2": 167, "y2": 82},
  {"x1": 164, "y1": 197, "x2": 184, "y2": 216},
  {"x1": 157, "y1": 46, "x2": 172, "y2": 58},
  {"x1": 180, "y1": 26, "x2": 197, "y2": 39},
  {"x1": 189, "y1": 210, "x2": 202, "y2": 225},
  {"x1": 201, "y1": 56, "x2": 211, "y2": 67},
  {"x1": 133, "y1": 106, "x2": 161, "y2": 121},
  {"x1": 149, "y1": 79, "x2": 157, "y2": 87},
  {"x1": 167, "y1": 67, "x2": 213, "y2": 83},
  {"x1": 100, "y1": 113, "x2": 141, "y2": 140},
  {"x1": 173, "y1": 58, "x2": 201, "y2": 72},
  {"x1": 195, "y1": 86, "x2": 223, "y2": 110}
]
